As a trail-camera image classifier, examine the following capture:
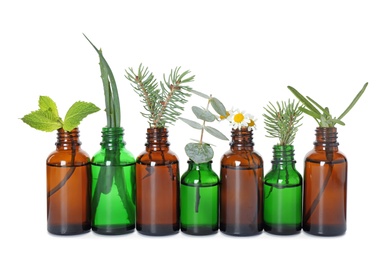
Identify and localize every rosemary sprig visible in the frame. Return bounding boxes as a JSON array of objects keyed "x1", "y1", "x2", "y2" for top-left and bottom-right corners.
[
  {"x1": 263, "y1": 99, "x2": 304, "y2": 145},
  {"x1": 287, "y1": 82, "x2": 368, "y2": 127},
  {"x1": 125, "y1": 64, "x2": 195, "y2": 128}
]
